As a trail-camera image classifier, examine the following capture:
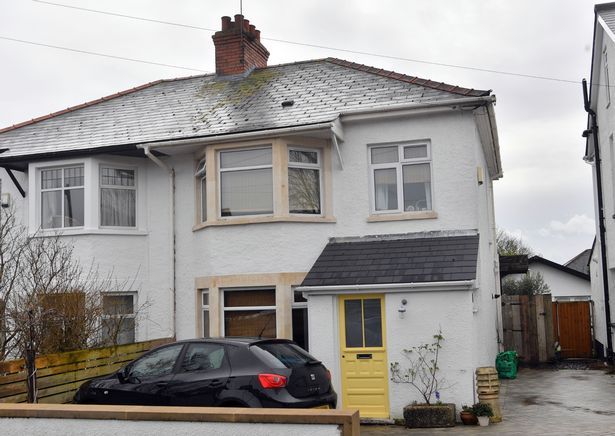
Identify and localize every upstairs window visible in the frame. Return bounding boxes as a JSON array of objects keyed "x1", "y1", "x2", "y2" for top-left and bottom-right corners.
[
  {"x1": 41, "y1": 166, "x2": 84, "y2": 229},
  {"x1": 196, "y1": 158, "x2": 207, "y2": 222},
  {"x1": 100, "y1": 167, "x2": 136, "y2": 227},
  {"x1": 369, "y1": 143, "x2": 432, "y2": 213},
  {"x1": 288, "y1": 148, "x2": 321, "y2": 214},
  {"x1": 219, "y1": 147, "x2": 273, "y2": 217}
]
